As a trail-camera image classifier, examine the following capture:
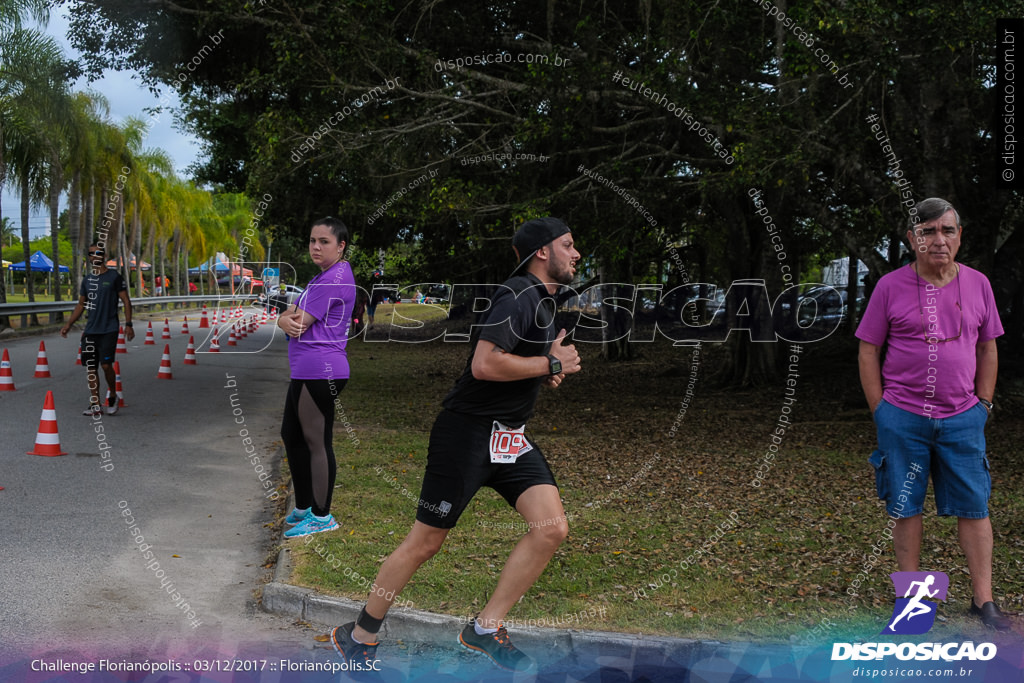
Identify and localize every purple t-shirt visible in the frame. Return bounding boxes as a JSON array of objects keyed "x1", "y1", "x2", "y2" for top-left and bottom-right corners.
[
  {"x1": 855, "y1": 263, "x2": 1003, "y2": 418},
  {"x1": 287, "y1": 260, "x2": 357, "y2": 380}
]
